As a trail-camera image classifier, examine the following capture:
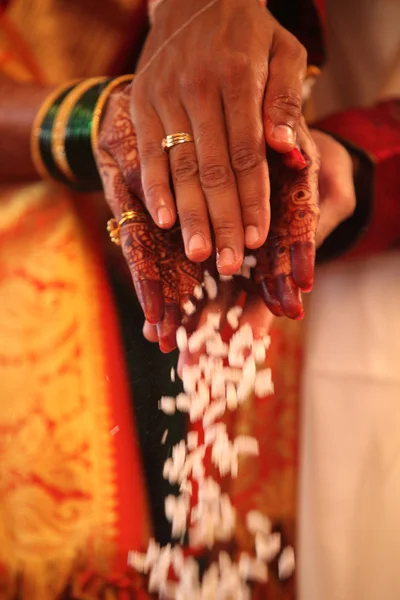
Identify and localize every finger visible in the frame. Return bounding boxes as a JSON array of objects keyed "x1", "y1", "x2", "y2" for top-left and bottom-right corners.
[
  {"x1": 254, "y1": 246, "x2": 285, "y2": 317},
  {"x1": 176, "y1": 250, "x2": 203, "y2": 332},
  {"x1": 260, "y1": 278, "x2": 285, "y2": 317},
  {"x1": 272, "y1": 243, "x2": 304, "y2": 319},
  {"x1": 130, "y1": 85, "x2": 177, "y2": 228},
  {"x1": 157, "y1": 105, "x2": 212, "y2": 262},
  {"x1": 288, "y1": 122, "x2": 319, "y2": 291},
  {"x1": 222, "y1": 74, "x2": 271, "y2": 250},
  {"x1": 143, "y1": 320, "x2": 159, "y2": 342},
  {"x1": 152, "y1": 228, "x2": 182, "y2": 353},
  {"x1": 264, "y1": 30, "x2": 307, "y2": 153},
  {"x1": 96, "y1": 148, "x2": 164, "y2": 324},
  {"x1": 282, "y1": 147, "x2": 308, "y2": 171},
  {"x1": 157, "y1": 303, "x2": 181, "y2": 353},
  {"x1": 182, "y1": 87, "x2": 244, "y2": 275}
]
